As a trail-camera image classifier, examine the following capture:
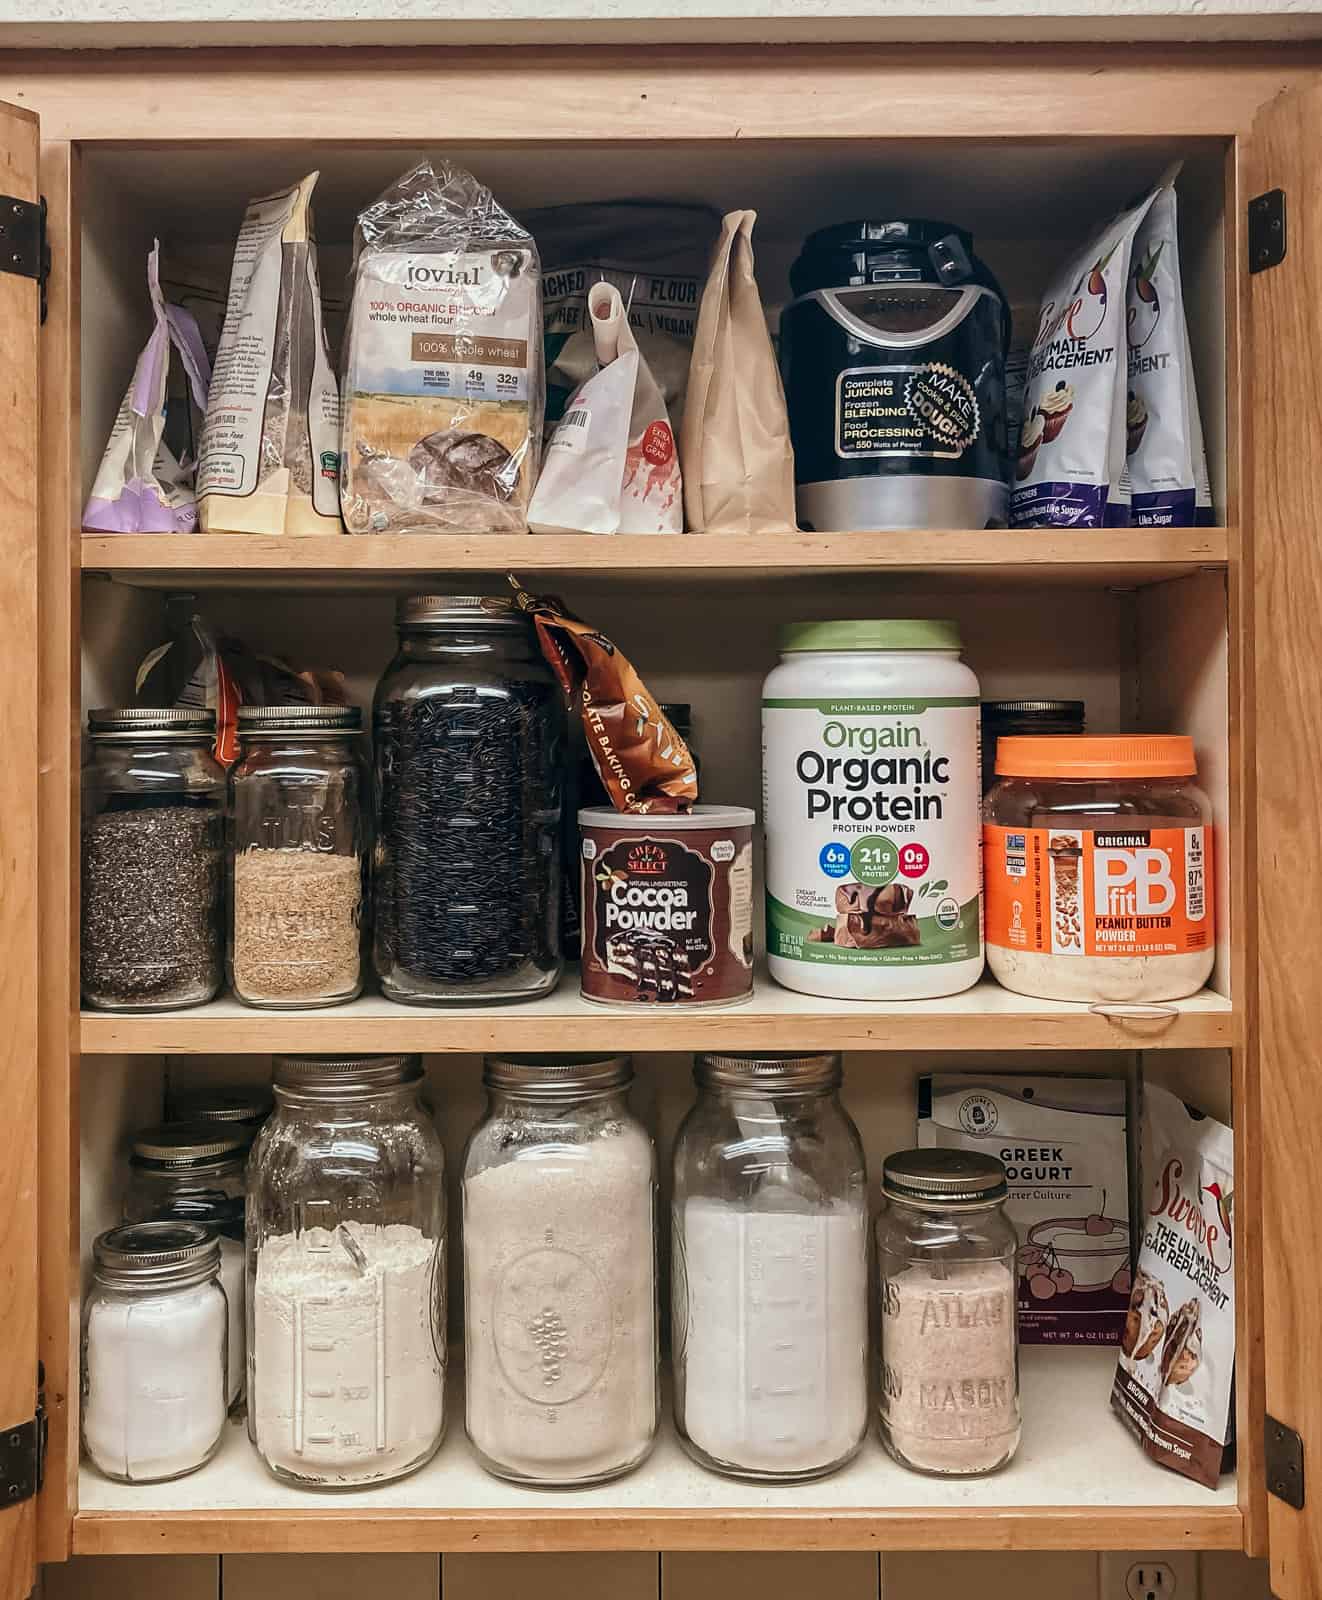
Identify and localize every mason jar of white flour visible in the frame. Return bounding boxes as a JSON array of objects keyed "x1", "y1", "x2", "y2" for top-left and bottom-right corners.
[{"x1": 762, "y1": 620, "x2": 983, "y2": 1000}]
